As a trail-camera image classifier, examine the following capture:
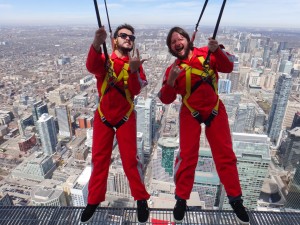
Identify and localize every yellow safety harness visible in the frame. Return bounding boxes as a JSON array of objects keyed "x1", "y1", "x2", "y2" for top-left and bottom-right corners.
[
  {"x1": 180, "y1": 56, "x2": 219, "y2": 127},
  {"x1": 98, "y1": 60, "x2": 134, "y2": 129}
]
